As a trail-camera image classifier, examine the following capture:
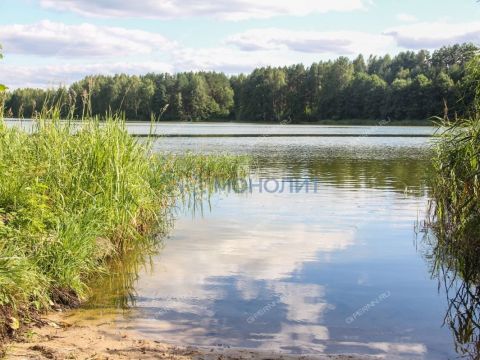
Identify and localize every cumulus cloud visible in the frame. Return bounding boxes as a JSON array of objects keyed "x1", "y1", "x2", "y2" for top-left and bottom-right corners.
[
  {"x1": 0, "y1": 62, "x2": 173, "y2": 89},
  {"x1": 172, "y1": 46, "x2": 278, "y2": 73},
  {"x1": 14, "y1": 18, "x2": 480, "y2": 89},
  {"x1": 0, "y1": 25, "x2": 398, "y2": 89},
  {"x1": 0, "y1": 51, "x2": 269, "y2": 89},
  {"x1": 0, "y1": 43, "x2": 318, "y2": 89},
  {"x1": 0, "y1": 20, "x2": 175, "y2": 57},
  {"x1": 39, "y1": 0, "x2": 368, "y2": 20},
  {"x1": 384, "y1": 21, "x2": 480, "y2": 49},
  {"x1": 226, "y1": 28, "x2": 394, "y2": 55}
]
